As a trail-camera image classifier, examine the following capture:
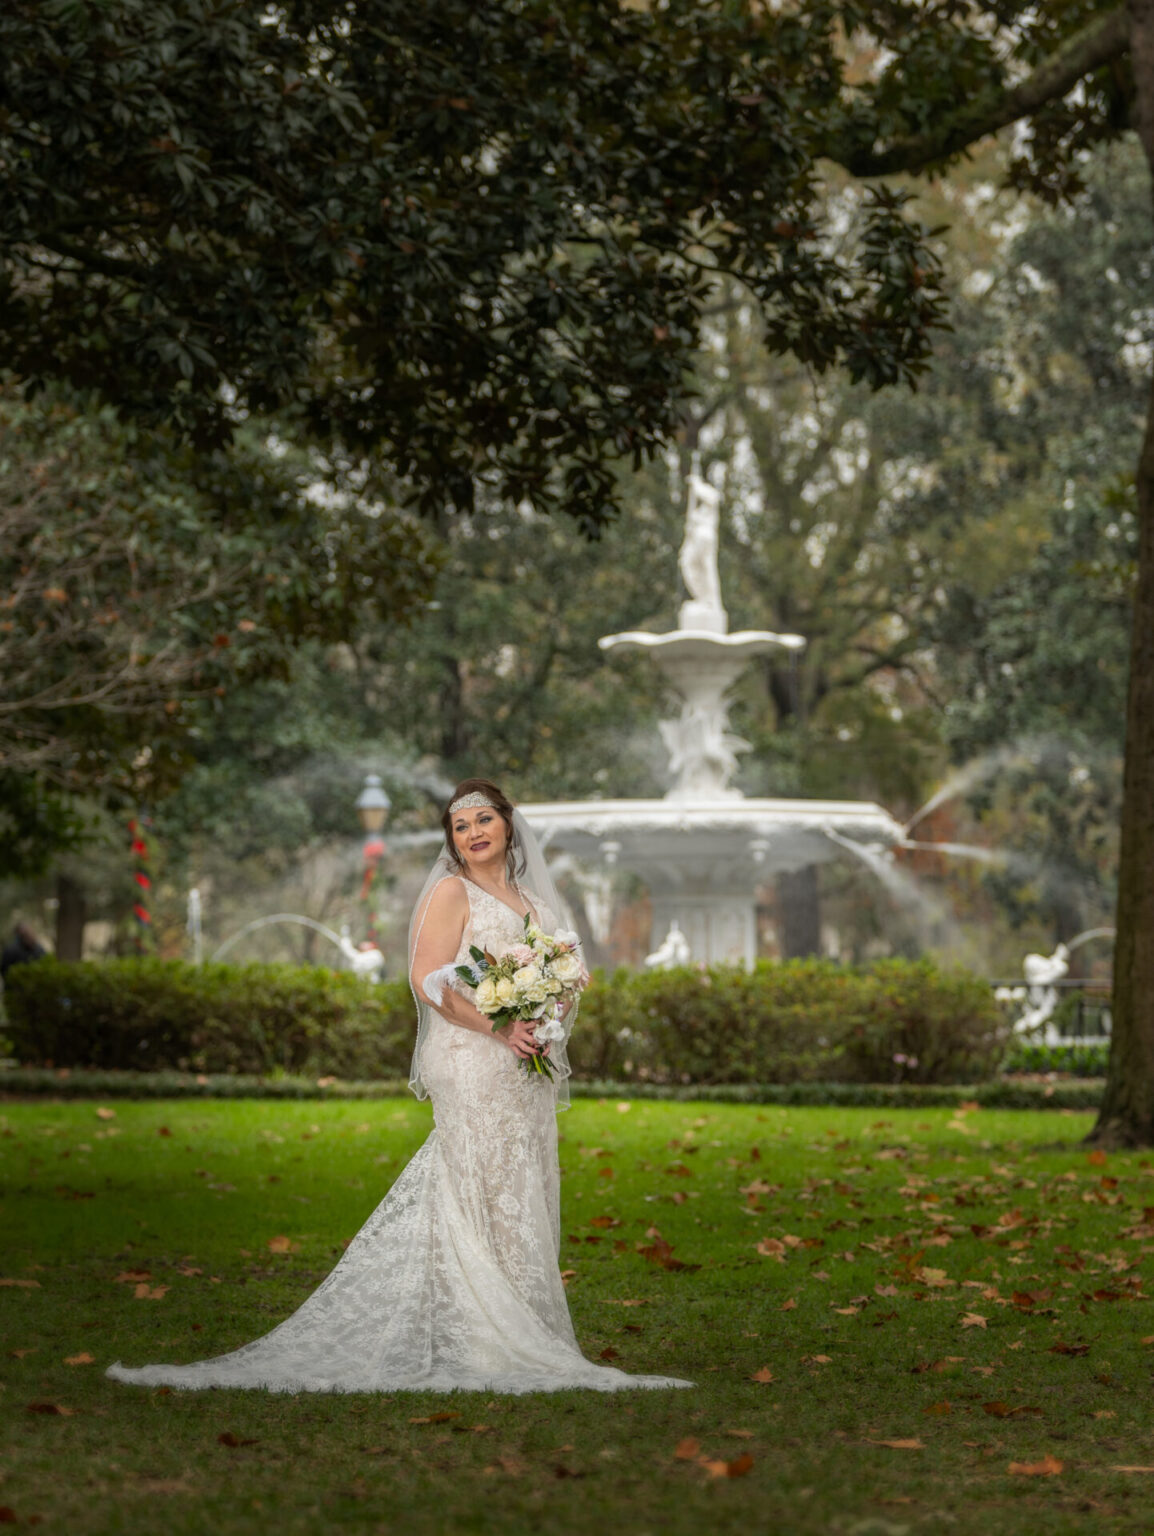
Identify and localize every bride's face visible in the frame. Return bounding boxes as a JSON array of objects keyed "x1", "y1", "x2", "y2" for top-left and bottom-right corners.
[{"x1": 451, "y1": 805, "x2": 509, "y2": 875}]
